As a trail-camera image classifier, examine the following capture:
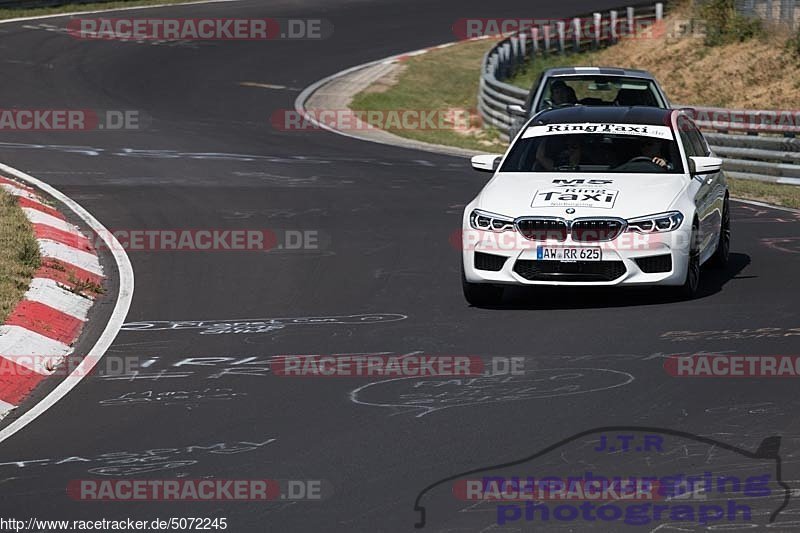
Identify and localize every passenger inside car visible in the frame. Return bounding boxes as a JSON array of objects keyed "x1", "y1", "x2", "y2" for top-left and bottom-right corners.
[
  {"x1": 550, "y1": 80, "x2": 578, "y2": 106},
  {"x1": 614, "y1": 88, "x2": 658, "y2": 107},
  {"x1": 534, "y1": 136, "x2": 581, "y2": 171},
  {"x1": 537, "y1": 77, "x2": 665, "y2": 112}
]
